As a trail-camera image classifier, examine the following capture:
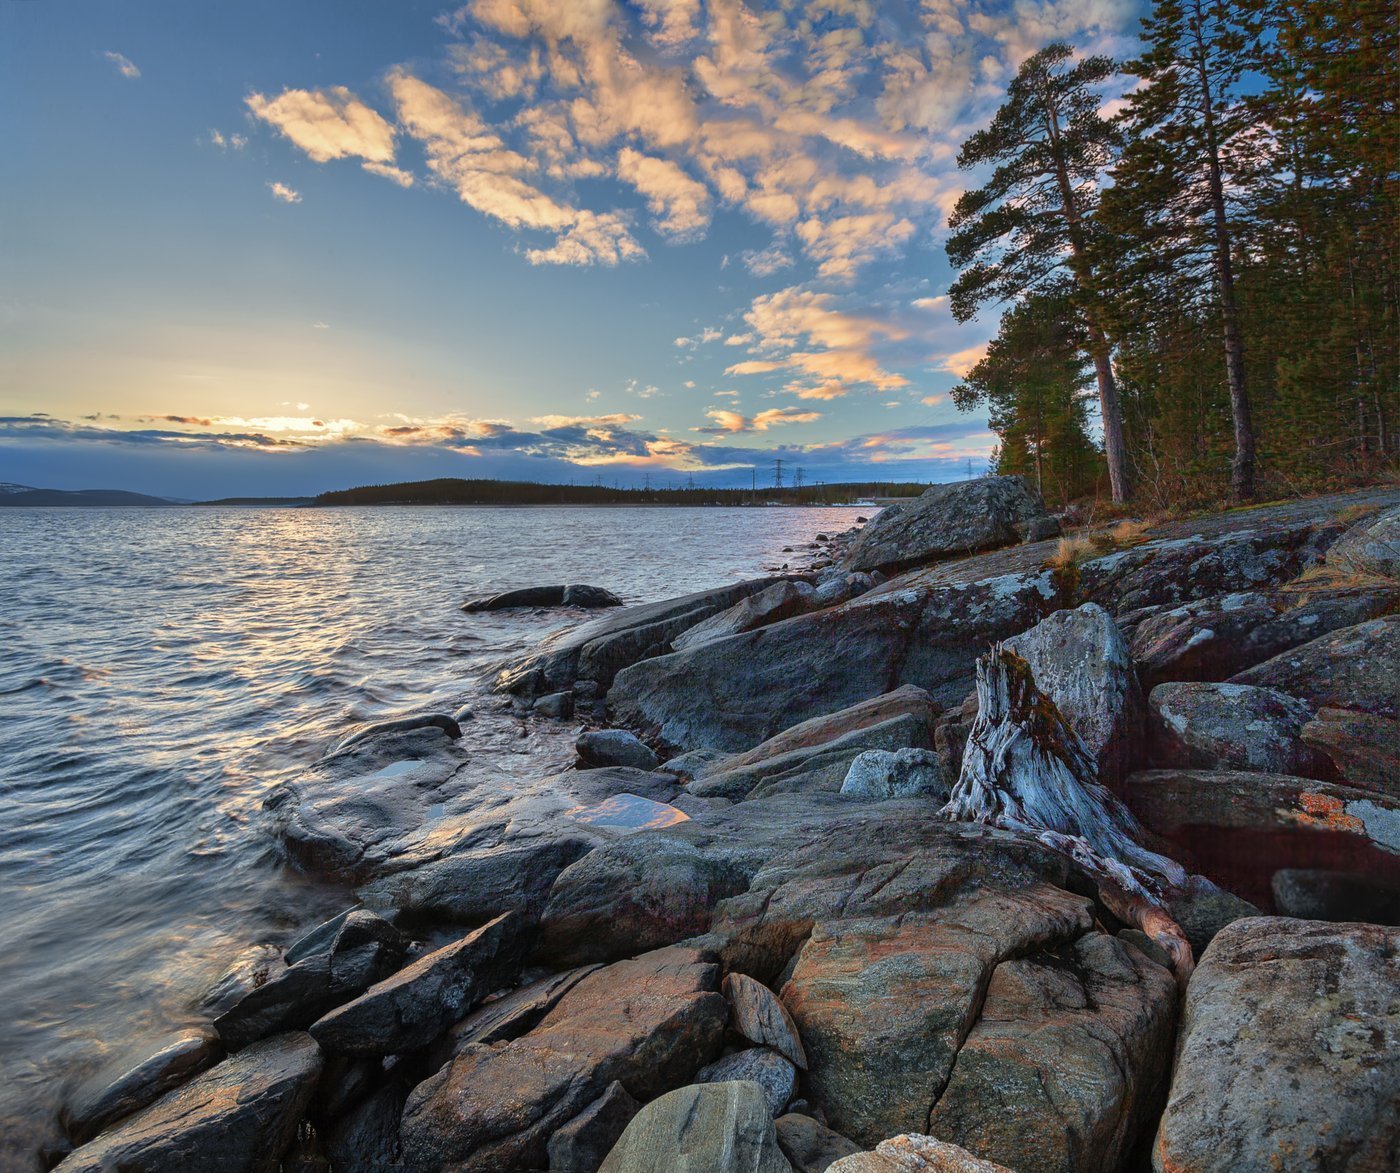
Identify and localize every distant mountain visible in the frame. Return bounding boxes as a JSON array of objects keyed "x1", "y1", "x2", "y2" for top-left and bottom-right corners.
[{"x1": 0, "y1": 485, "x2": 177, "y2": 506}]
